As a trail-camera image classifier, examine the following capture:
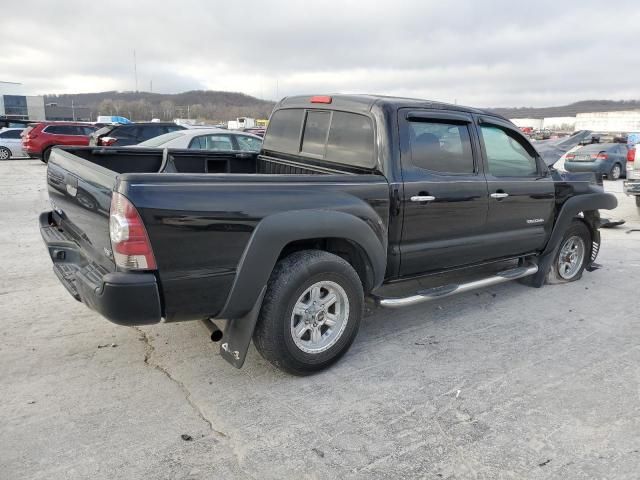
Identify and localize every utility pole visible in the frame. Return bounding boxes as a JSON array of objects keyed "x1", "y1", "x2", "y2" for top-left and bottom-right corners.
[
  {"x1": 71, "y1": 99, "x2": 76, "y2": 121},
  {"x1": 150, "y1": 79, "x2": 152, "y2": 93},
  {"x1": 133, "y1": 49, "x2": 138, "y2": 93}
]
